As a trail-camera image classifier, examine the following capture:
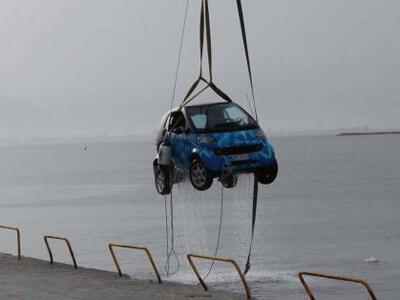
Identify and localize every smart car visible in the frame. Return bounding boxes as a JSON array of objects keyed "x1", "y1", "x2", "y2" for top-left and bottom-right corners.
[{"x1": 153, "y1": 102, "x2": 278, "y2": 195}]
